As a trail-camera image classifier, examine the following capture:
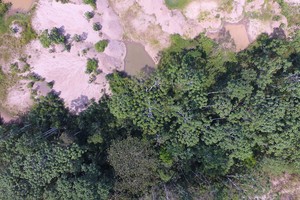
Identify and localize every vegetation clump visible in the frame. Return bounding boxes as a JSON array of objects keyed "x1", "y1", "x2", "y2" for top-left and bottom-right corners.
[
  {"x1": 85, "y1": 58, "x2": 98, "y2": 74},
  {"x1": 83, "y1": 0, "x2": 96, "y2": 9},
  {"x1": 93, "y1": 22, "x2": 102, "y2": 31},
  {"x1": 164, "y1": 0, "x2": 190, "y2": 9},
  {"x1": 94, "y1": 39, "x2": 108, "y2": 52},
  {"x1": 39, "y1": 27, "x2": 65, "y2": 48},
  {"x1": 84, "y1": 11, "x2": 94, "y2": 20},
  {"x1": 276, "y1": 0, "x2": 300, "y2": 26}
]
